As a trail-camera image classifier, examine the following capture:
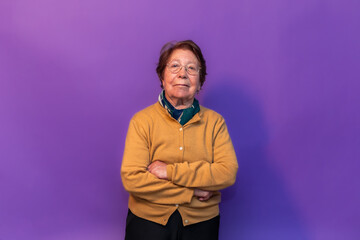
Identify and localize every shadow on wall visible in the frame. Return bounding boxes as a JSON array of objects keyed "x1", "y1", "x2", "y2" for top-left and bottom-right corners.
[{"x1": 202, "y1": 79, "x2": 309, "y2": 240}]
